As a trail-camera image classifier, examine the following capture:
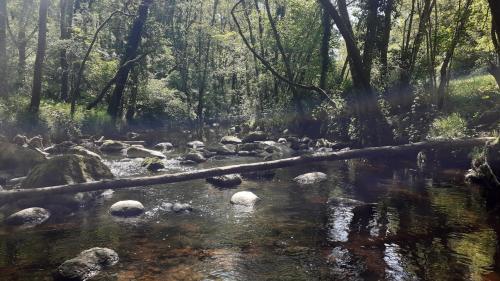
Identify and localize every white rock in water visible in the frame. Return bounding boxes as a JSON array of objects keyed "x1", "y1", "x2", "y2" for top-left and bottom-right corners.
[
  {"x1": 109, "y1": 200, "x2": 145, "y2": 217},
  {"x1": 230, "y1": 191, "x2": 259, "y2": 206},
  {"x1": 126, "y1": 146, "x2": 165, "y2": 159},
  {"x1": 4, "y1": 207, "x2": 51, "y2": 226},
  {"x1": 187, "y1": 140, "x2": 205, "y2": 148},
  {"x1": 293, "y1": 172, "x2": 327, "y2": 185}
]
